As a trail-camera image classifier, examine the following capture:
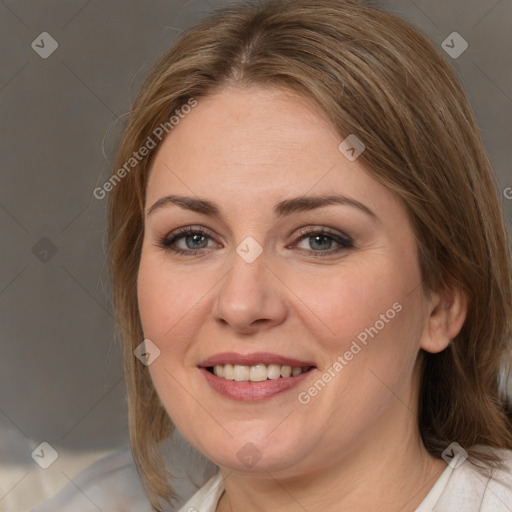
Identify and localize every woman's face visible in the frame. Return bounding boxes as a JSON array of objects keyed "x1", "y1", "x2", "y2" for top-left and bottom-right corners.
[{"x1": 137, "y1": 85, "x2": 436, "y2": 476}]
